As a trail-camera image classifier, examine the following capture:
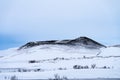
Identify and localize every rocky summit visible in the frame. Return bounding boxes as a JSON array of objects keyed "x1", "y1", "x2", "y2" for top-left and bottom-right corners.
[{"x1": 19, "y1": 36, "x2": 106, "y2": 50}]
